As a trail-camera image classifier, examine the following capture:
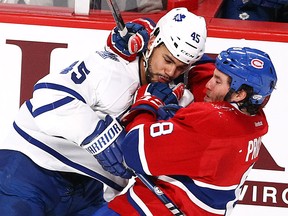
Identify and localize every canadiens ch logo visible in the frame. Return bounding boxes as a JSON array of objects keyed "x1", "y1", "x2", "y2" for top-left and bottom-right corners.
[{"x1": 251, "y1": 58, "x2": 264, "y2": 69}]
